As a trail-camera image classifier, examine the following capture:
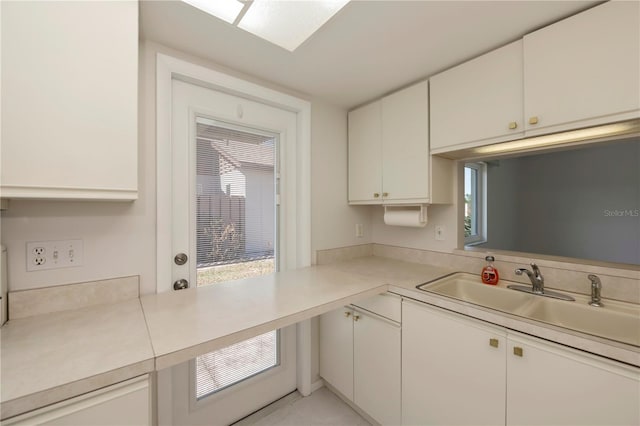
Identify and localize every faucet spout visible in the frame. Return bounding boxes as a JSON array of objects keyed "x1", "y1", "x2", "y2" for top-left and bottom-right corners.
[
  {"x1": 508, "y1": 263, "x2": 574, "y2": 301},
  {"x1": 514, "y1": 263, "x2": 544, "y2": 294}
]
